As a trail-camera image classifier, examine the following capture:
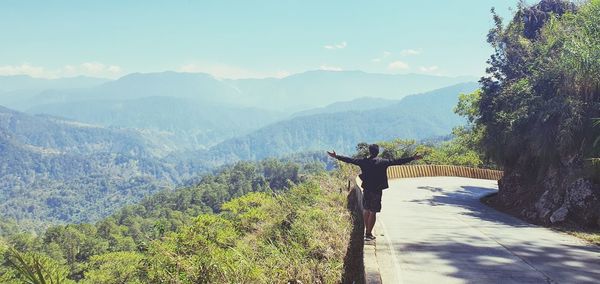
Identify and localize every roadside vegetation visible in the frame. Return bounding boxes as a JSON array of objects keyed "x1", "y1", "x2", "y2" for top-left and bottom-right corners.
[
  {"x1": 475, "y1": 0, "x2": 600, "y2": 241},
  {"x1": 0, "y1": 160, "x2": 354, "y2": 283}
]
